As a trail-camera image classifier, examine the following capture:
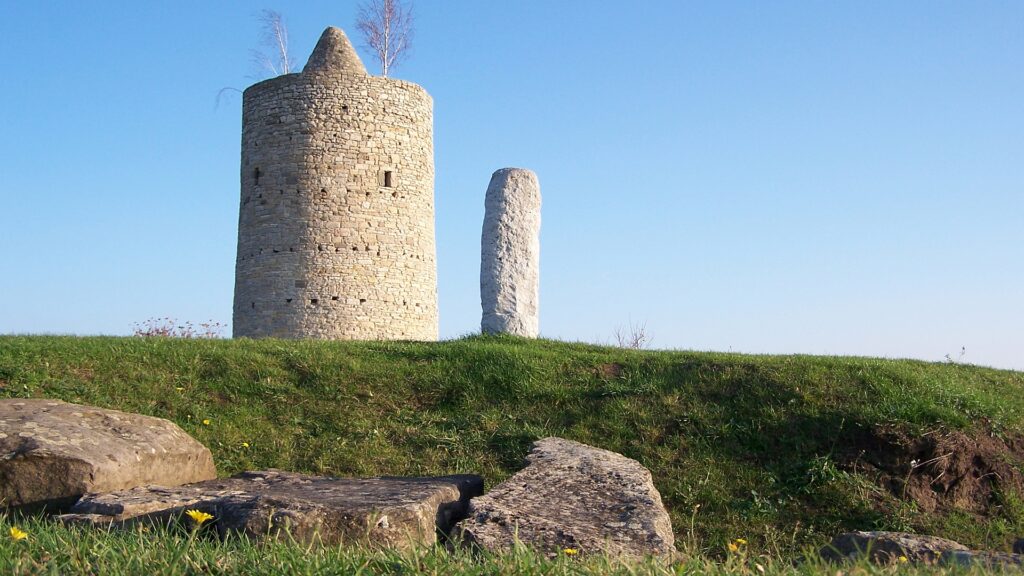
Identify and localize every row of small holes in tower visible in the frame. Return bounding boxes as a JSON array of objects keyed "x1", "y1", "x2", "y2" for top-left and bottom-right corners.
[
  {"x1": 252, "y1": 299, "x2": 421, "y2": 307},
  {"x1": 239, "y1": 247, "x2": 427, "y2": 261},
  {"x1": 243, "y1": 187, "x2": 404, "y2": 208}
]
